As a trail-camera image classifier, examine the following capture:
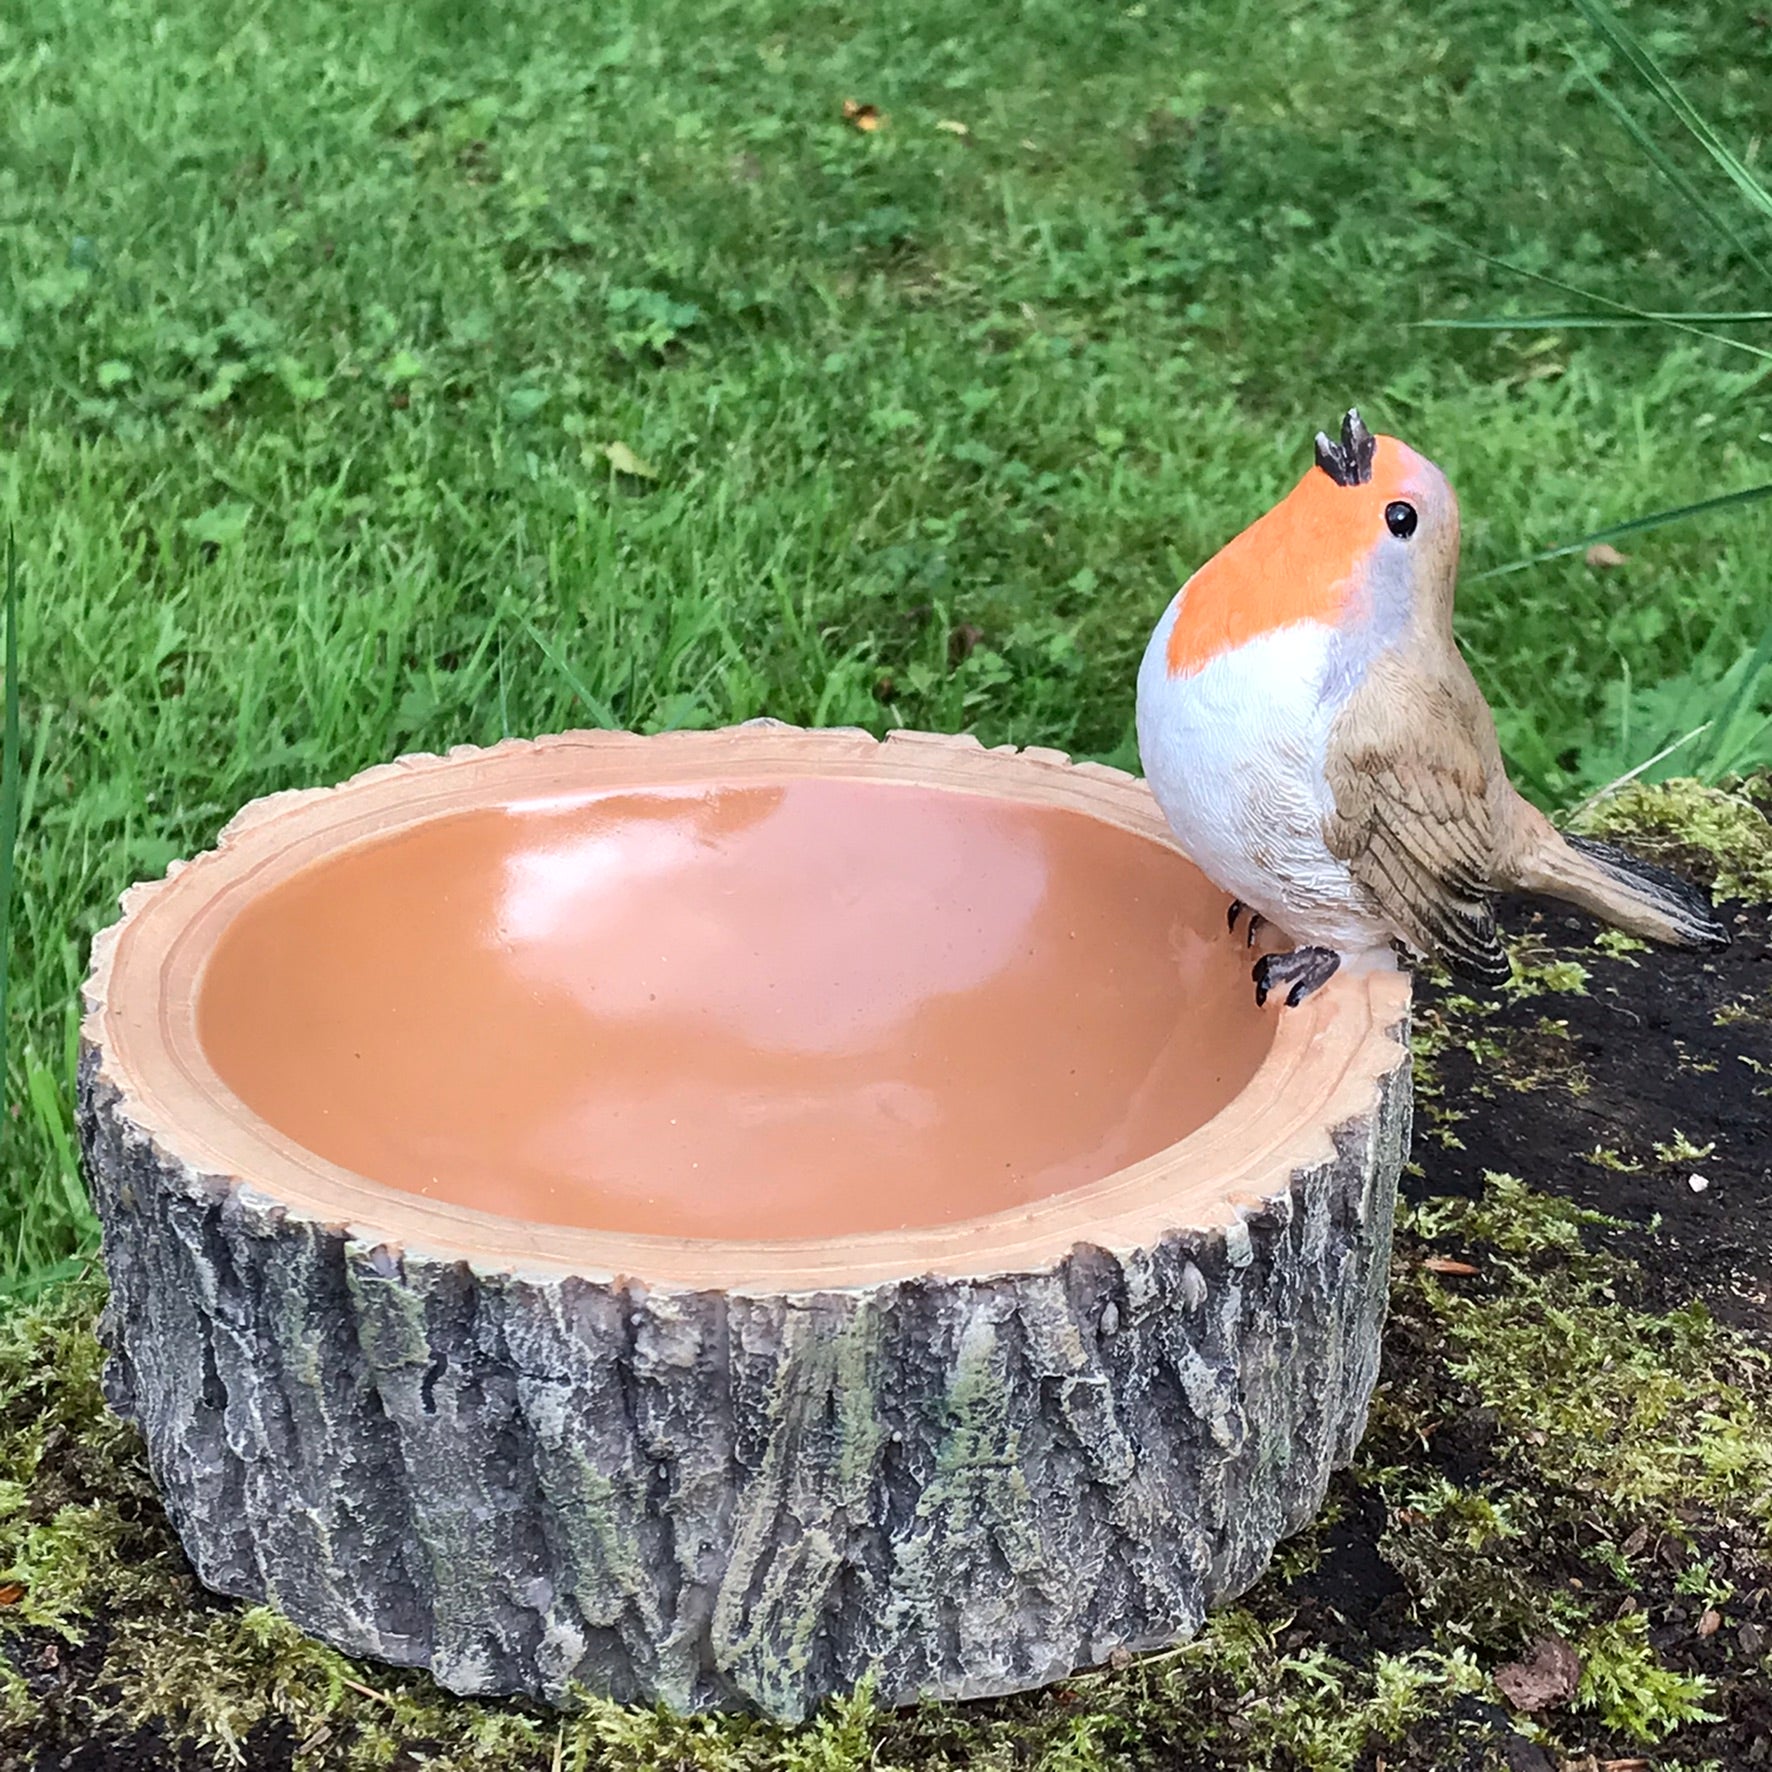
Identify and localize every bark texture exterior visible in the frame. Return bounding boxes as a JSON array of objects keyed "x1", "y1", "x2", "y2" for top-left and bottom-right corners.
[{"x1": 78, "y1": 1046, "x2": 1409, "y2": 1723}]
